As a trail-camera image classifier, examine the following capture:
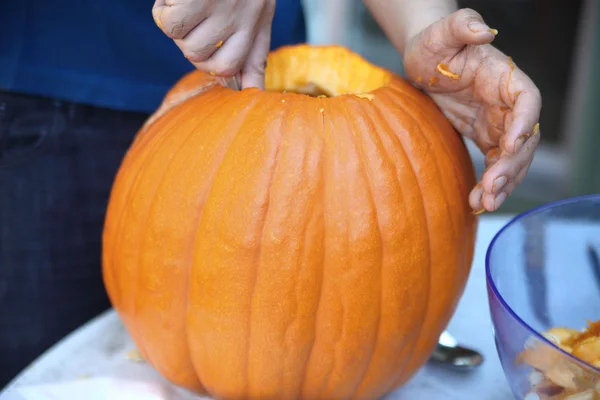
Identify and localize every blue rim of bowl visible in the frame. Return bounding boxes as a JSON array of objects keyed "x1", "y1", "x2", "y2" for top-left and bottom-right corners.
[{"x1": 485, "y1": 193, "x2": 600, "y2": 374}]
